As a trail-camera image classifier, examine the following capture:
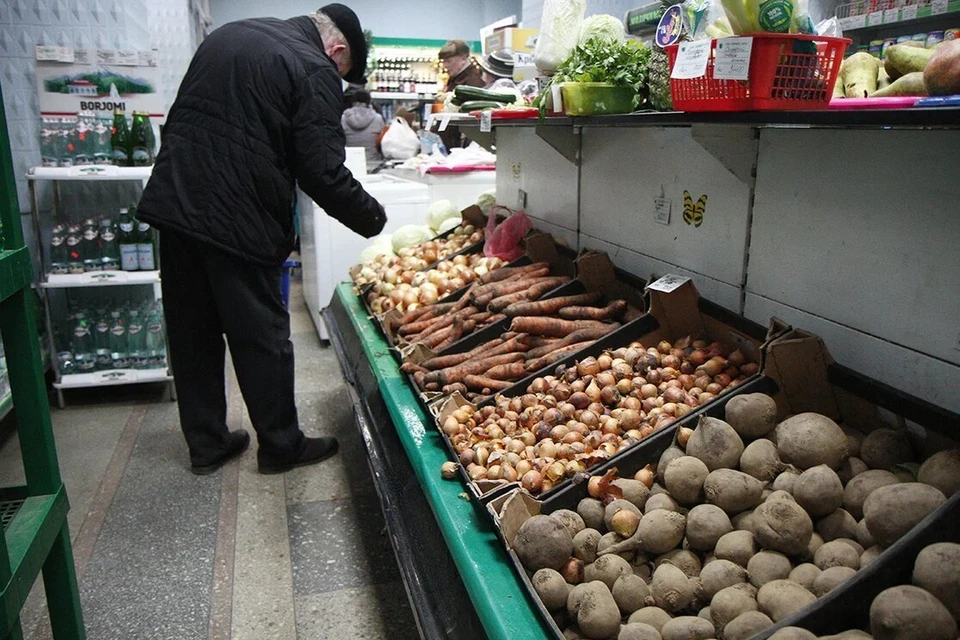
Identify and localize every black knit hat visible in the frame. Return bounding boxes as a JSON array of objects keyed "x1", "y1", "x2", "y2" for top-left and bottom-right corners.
[{"x1": 320, "y1": 4, "x2": 368, "y2": 84}]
